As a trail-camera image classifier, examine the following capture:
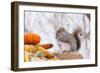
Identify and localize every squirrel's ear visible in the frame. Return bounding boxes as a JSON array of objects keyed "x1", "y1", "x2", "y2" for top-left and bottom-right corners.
[{"x1": 73, "y1": 26, "x2": 82, "y2": 35}]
